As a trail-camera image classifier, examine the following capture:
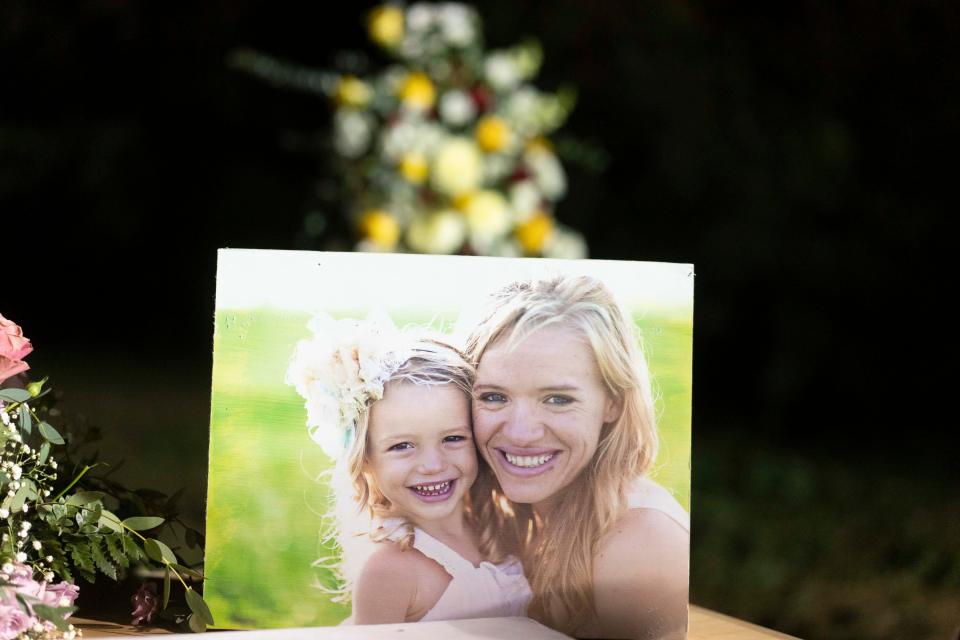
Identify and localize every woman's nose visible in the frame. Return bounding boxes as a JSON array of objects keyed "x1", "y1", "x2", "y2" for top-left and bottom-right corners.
[{"x1": 502, "y1": 401, "x2": 545, "y2": 444}]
